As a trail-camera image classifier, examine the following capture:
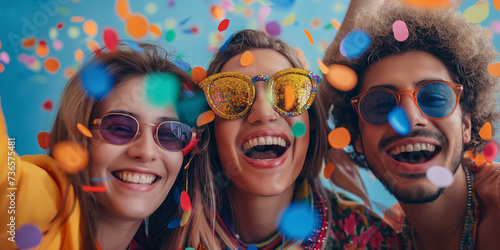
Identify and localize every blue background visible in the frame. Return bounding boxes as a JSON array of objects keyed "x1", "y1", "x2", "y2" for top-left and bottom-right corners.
[{"x1": 1, "y1": 0, "x2": 499, "y2": 212}]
